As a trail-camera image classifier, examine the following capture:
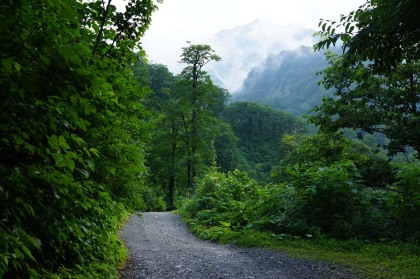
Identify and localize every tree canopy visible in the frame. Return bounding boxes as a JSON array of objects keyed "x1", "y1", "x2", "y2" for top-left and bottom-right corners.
[
  {"x1": 312, "y1": 0, "x2": 419, "y2": 156},
  {"x1": 314, "y1": 0, "x2": 420, "y2": 72},
  {"x1": 140, "y1": 43, "x2": 225, "y2": 209}
]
